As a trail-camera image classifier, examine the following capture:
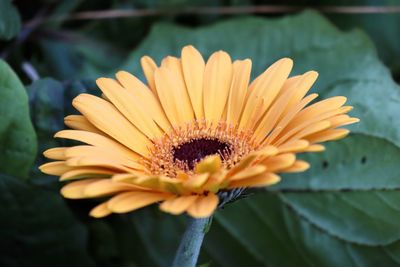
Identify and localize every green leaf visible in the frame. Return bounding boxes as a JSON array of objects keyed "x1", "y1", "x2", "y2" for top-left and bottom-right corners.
[
  {"x1": 276, "y1": 135, "x2": 400, "y2": 191},
  {"x1": 0, "y1": 0, "x2": 21, "y2": 40},
  {"x1": 116, "y1": 10, "x2": 400, "y2": 266},
  {"x1": 321, "y1": 0, "x2": 400, "y2": 74},
  {"x1": 39, "y1": 36, "x2": 124, "y2": 80},
  {"x1": 0, "y1": 174, "x2": 94, "y2": 267},
  {"x1": 0, "y1": 60, "x2": 37, "y2": 178},
  {"x1": 214, "y1": 194, "x2": 400, "y2": 267}
]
